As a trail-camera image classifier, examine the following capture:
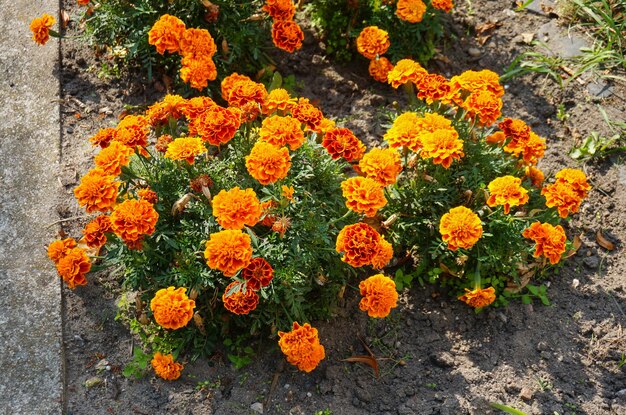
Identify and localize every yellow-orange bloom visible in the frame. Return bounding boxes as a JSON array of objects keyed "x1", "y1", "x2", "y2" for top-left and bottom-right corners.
[
  {"x1": 262, "y1": 88, "x2": 296, "y2": 114},
  {"x1": 145, "y1": 94, "x2": 186, "y2": 126},
  {"x1": 222, "y1": 282, "x2": 259, "y2": 315},
  {"x1": 291, "y1": 98, "x2": 324, "y2": 132},
  {"x1": 450, "y1": 69, "x2": 504, "y2": 98},
  {"x1": 194, "y1": 105, "x2": 241, "y2": 146},
  {"x1": 458, "y1": 286, "x2": 496, "y2": 308},
  {"x1": 278, "y1": 322, "x2": 325, "y2": 372},
  {"x1": 522, "y1": 222, "x2": 567, "y2": 264},
  {"x1": 164, "y1": 137, "x2": 207, "y2": 164},
  {"x1": 180, "y1": 96, "x2": 217, "y2": 125},
  {"x1": 486, "y1": 131, "x2": 506, "y2": 145},
  {"x1": 359, "y1": 274, "x2": 398, "y2": 318},
  {"x1": 384, "y1": 112, "x2": 422, "y2": 151},
  {"x1": 371, "y1": 237, "x2": 394, "y2": 269},
  {"x1": 369, "y1": 57, "x2": 394, "y2": 83},
  {"x1": 462, "y1": 90, "x2": 503, "y2": 126},
  {"x1": 148, "y1": 14, "x2": 186, "y2": 54},
  {"x1": 487, "y1": 176, "x2": 529, "y2": 214},
  {"x1": 83, "y1": 215, "x2": 112, "y2": 249},
  {"x1": 281, "y1": 185, "x2": 294, "y2": 202},
  {"x1": 245, "y1": 141, "x2": 292, "y2": 185},
  {"x1": 110, "y1": 199, "x2": 159, "y2": 243},
  {"x1": 74, "y1": 168, "x2": 119, "y2": 213},
  {"x1": 396, "y1": 0, "x2": 426, "y2": 23},
  {"x1": 179, "y1": 56, "x2": 217, "y2": 90},
  {"x1": 55, "y1": 247, "x2": 90, "y2": 288},
  {"x1": 541, "y1": 168, "x2": 590, "y2": 218},
  {"x1": 262, "y1": 0, "x2": 296, "y2": 20},
  {"x1": 151, "y1": 352, "x2": 183, "y2": 381},
  {"x1": 204, "y1": 230, "x2": 253, "y2": 276},
  {"x1": 30, "y1": 14, "x2": 56, "y2": 45},
  {"x1": 150, "y1": 287, "x2": 195, "y2": 330},
  {"x1": 272, "y1": 20, "x2": 304, "y2": 53},
  {"x1": 359, "y1": 148, "x2": 402, "y2": 186},
  {"x1": 322, "y1": 128, "x2": 366, "y2": 162},
  {"x1": 439, "y1": 206, "x2": 483, "y2": 250},
  {"x1": 356, "y1": 26, "x2": 390, "y2": 59},
  {"x1": 212, "y1": 187, "x2": 262, "y2": 230},
  {"x1": 94, "y1": 141, "x2": 134, "y2": 176},
  {"x1": 525, "y1": 166, "x2": 545, "y2": 188},
  {"x1": 336, "y1": 222, "x2": 383, "y2": 268},
  {"x1": 432, "y1": 0, "x2": 454, "y2": 12},
  {"x1": 241, "y1": 257, "x2": 274, "y2": 290},
  {"x1": 554, "y1": 168, "x2": 591, "y2": 197},
  {"x1": 420, "y1": 128, "x2": 464, "y2": 168},
  {"x1": 89, "y1": 128, "x2": 116, "y2": 149},
  {"x1": 221, "y1": 73, "x2": 252, "y2": 102},
  {"x1": 387, "y1": 59, "x2": 428, "y2": 88},
  {"x1": 112, "y1": 115, "x2": 150, "y2": 150},
  {"x1": 47, "y1": 238, "x2": 77, "y2": 263},
  {"x1": 225, "y1": 79, "x2": 267, "y2": 108},
  {"x1": 341, "y1": 177, "x2": 387, "y2": 217},
  {"x1": 259, "y1": 115, "x2": 305, "y2": 150},
  {"x1": 179, "y1": 28, "x2": 217, "y2": 59}
]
